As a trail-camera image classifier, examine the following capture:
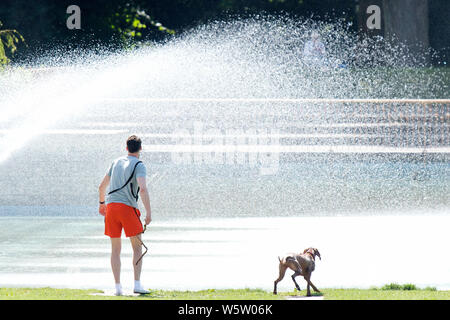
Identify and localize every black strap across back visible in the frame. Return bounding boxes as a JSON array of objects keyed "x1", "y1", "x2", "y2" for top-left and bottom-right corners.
[{"x1": 107, "y1": 160, "x2": 143, "y2": 201}]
